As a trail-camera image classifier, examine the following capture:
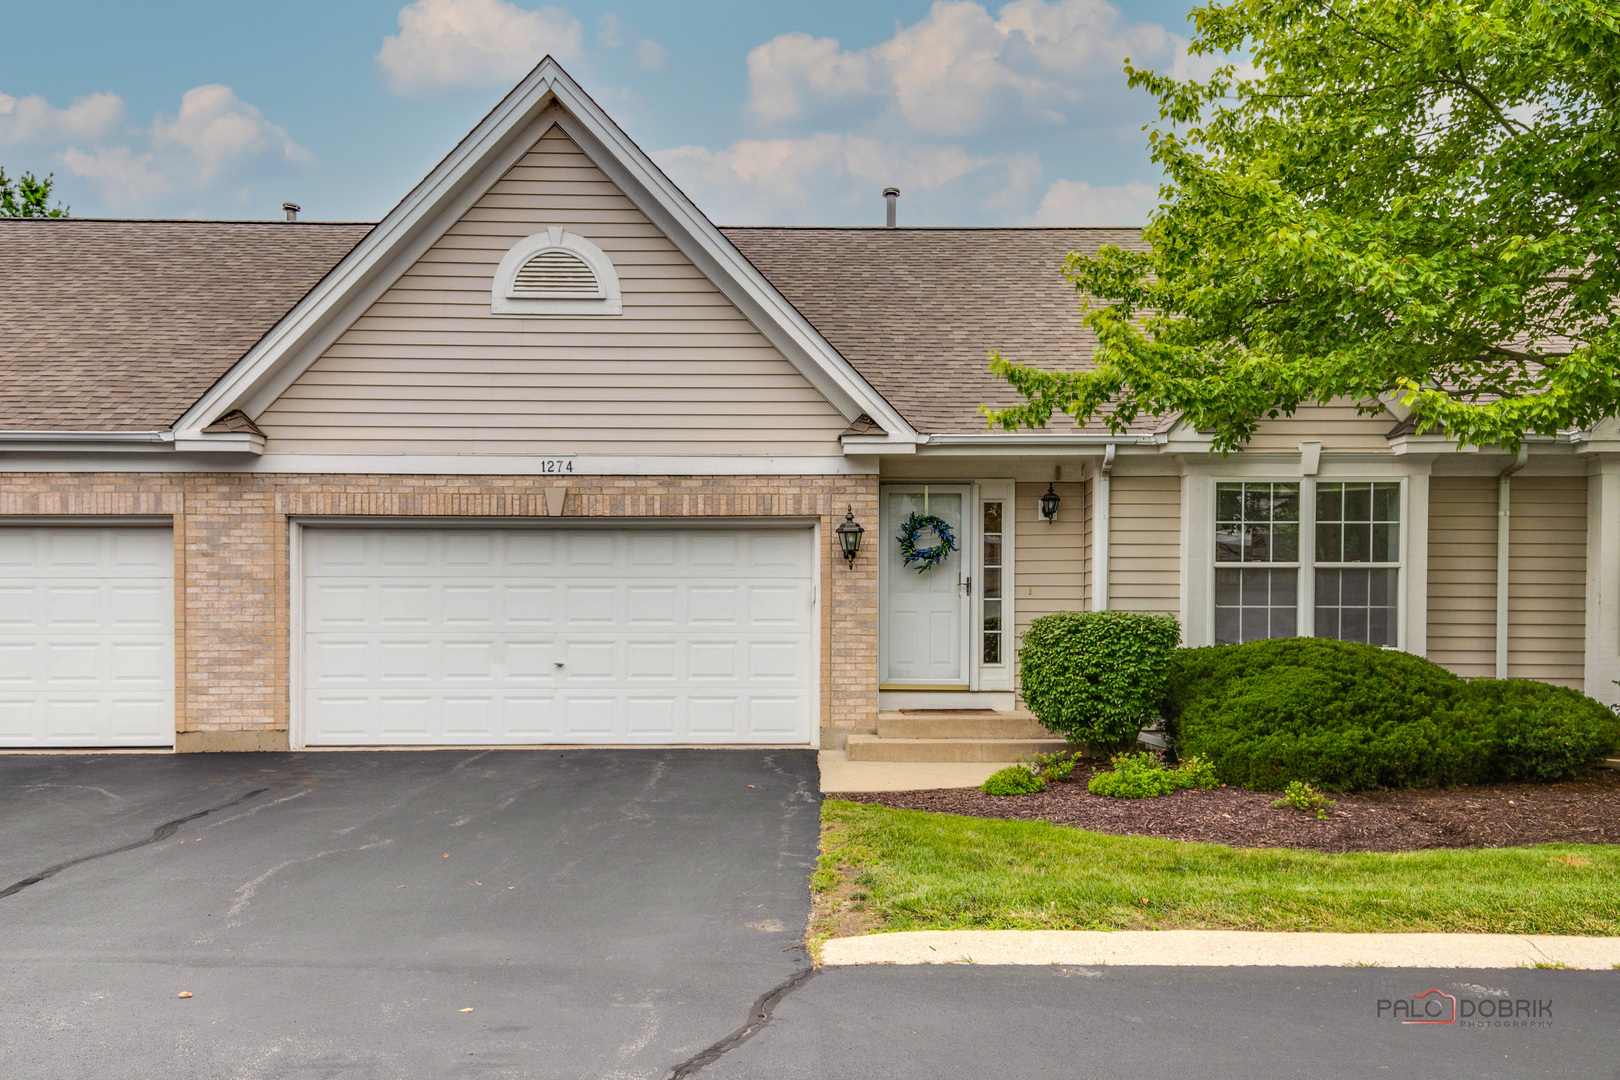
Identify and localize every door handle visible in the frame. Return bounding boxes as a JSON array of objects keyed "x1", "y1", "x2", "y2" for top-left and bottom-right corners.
[{"x1": 960, "y1": 574, "x2": 972, "y2": 597}]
